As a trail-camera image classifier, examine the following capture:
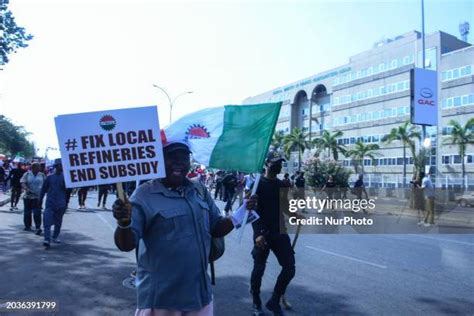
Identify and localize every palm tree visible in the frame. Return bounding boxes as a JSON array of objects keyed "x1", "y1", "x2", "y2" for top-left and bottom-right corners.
[
  {"x1": 312, "y1": 130, "x2": 346, "y2": 160},
  {"x1": 443, "y1": 118, "x2": 474, "y2": 185},
  {"x1": 345, "y1": 141, "x2": 382, "y2": 174},
  {"x1": 383, "y1": 121, "x2": 421, "y2": 186},
  {"x1": 271, "y1": 130, "x2": 285, "y2": 151},
  {"x1": 282, "y1": 128, "x2": 310, "y2": 171}
]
